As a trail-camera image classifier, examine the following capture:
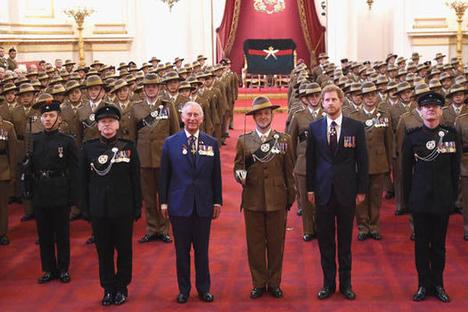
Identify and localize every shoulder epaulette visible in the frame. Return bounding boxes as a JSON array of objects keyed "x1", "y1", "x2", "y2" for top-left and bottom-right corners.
[
  {"x1": 439, "y1": 124, "x2": 456, "y2": 133},
  {"x1": 406, "y1": 126, "x2": 422, "y2": 134}
]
